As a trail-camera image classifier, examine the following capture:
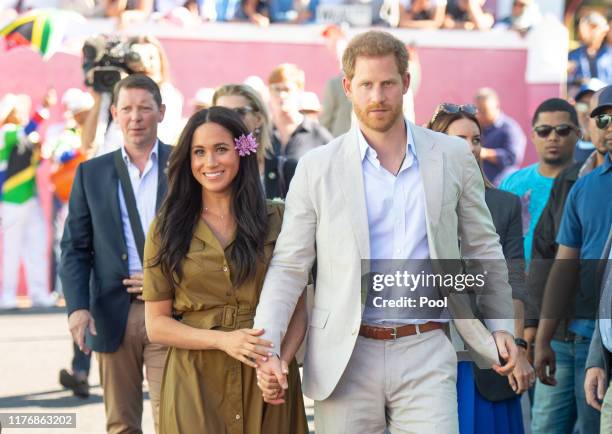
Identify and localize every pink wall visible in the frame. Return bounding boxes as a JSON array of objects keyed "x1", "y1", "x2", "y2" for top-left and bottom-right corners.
[
  {"x1": 0, "y1": 34, "x2": 562, "y2": 297},
  {"x1": 0, "y1": 38, "x2": 558, "y2": 167}
]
